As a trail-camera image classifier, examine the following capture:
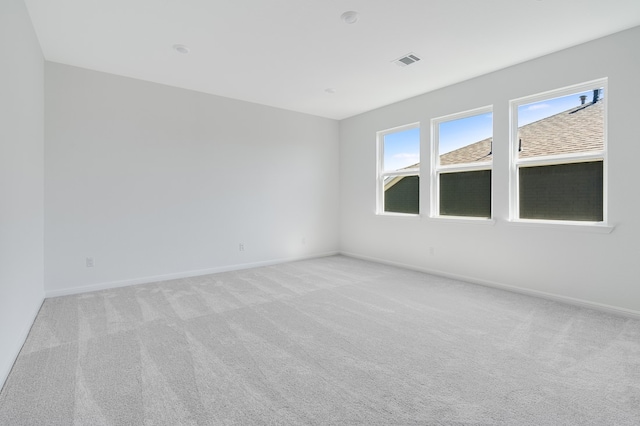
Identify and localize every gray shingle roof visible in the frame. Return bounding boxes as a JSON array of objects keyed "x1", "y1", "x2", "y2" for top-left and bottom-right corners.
[
  {"x1": 440, "y1": 137, "x2": 492, "y2": 166},
  {"x1": 518, "y1": 100, "x2": 604, "y2": 159},
  {"x1": 439, "y1": 100, "x2": 604, "y2": 166}
]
